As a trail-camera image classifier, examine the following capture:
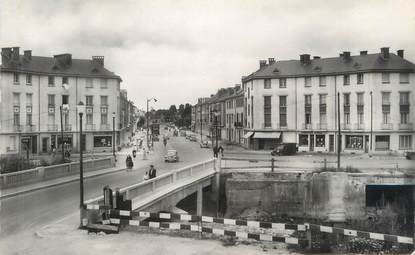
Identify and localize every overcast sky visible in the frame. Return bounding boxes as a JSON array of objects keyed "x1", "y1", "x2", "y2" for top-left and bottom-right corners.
[{"x1": 1, "y1": 0, "x2": 415, "y2": 109}]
